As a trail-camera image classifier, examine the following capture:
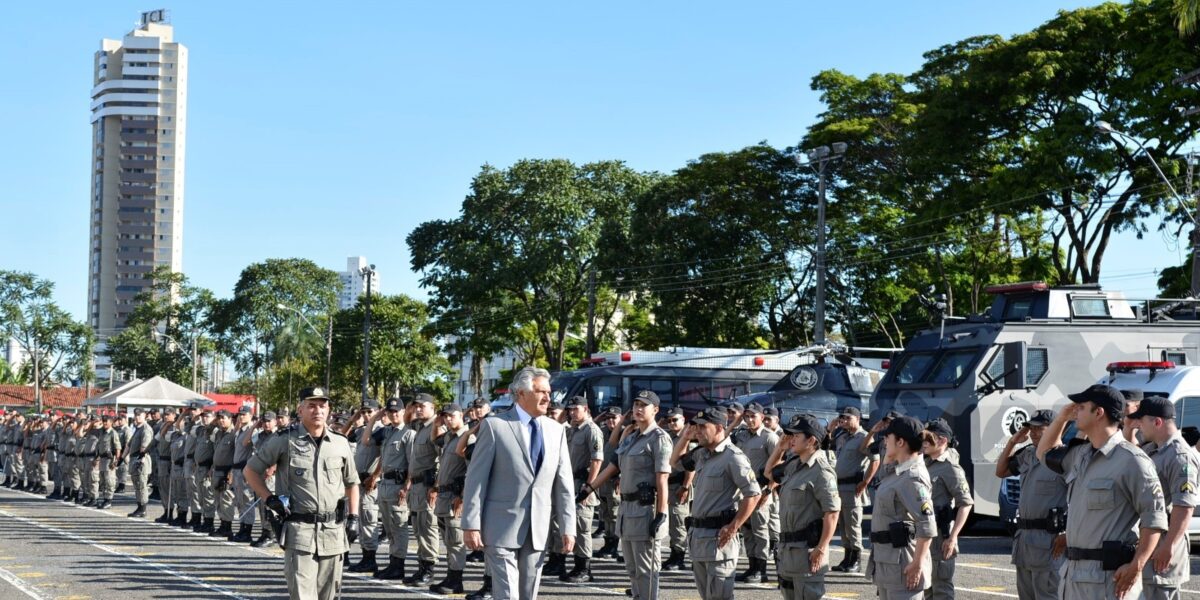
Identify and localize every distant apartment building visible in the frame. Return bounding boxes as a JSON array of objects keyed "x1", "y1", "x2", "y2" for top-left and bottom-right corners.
[{"x1": 338, "y1": 257, "x2": 381, "y2": 309}]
